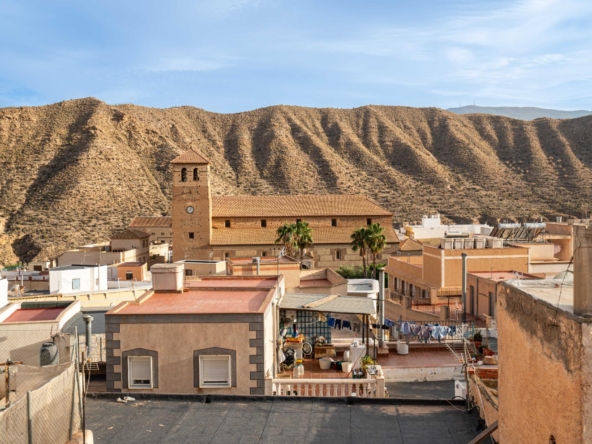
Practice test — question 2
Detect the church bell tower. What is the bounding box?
[171,149,212,262]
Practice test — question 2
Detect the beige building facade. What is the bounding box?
[105,270,283,396]
[171,149,399,268]
[128,216,172,244]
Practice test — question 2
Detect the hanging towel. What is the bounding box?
[410,324,422,336]
[327,317,336,327]
[342,320,352,330]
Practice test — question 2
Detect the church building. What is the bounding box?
[171,149,399,268]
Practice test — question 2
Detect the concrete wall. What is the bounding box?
[117,263,148,282]
[135,227,172,244]
[111,238,150,263]
[229,261,301,289]
[497,283,587,443]
[180,260,226,277]
[50,266,108,294]
[57,249,140,267]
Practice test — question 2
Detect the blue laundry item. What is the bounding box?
[401,322,411,335]
[342,320,352,330]
[327,317,336,327]
[334,319,342,329]
[385,319,395,327]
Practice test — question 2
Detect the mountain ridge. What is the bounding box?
[447,105,592,120]
[1,97,592,265]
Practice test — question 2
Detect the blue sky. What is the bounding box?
[1,0,591,112]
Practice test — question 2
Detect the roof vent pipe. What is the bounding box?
[83,315,93,358]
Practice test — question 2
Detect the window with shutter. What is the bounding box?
[129,356,152,389]
[199,355,231,388]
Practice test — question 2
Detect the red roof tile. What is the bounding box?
[171,149,210,165]
[3,307,65,323]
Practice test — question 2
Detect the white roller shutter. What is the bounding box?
[129,356,152,388]
[200,356,231,388]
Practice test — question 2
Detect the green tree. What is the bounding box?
[350,227,369,278]
[366,223,387,279]
[294,220,313,262]
[275,223,297,256]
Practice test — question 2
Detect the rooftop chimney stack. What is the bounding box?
[574,224,592,317]
[151,263,184,292]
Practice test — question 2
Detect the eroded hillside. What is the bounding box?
[1,98,591,264]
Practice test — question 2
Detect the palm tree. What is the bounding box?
[351,227,369,278]
[275,223,296,256]
[367,223,386,279]
[294,220,313,262]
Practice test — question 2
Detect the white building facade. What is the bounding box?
[0,278,7,309]
[49,265,108,295]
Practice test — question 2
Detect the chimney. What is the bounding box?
[574,224,592,317]
[151,263,184,292]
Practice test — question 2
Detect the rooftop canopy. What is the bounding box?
[280,293,376,315]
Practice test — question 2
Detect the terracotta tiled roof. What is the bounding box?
[399,238,424,252]
[211,195,392,217]
[211,226,399,246]
[111,228,150,239]
[171,149,209,165]
[129,216,172,228]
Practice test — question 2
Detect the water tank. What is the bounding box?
[252,257,260,264]
[40,342,59,366]
[524,223,546,229]
[498,223,521,229]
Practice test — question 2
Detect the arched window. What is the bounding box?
[181,168,187,182]
[193,168,199,181]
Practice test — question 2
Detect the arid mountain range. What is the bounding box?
[1,98,592,265]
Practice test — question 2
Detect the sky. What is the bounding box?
[1,0,591,112]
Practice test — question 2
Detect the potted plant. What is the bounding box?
[360,355,375,377]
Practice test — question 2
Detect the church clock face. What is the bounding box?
[186,206,195,214]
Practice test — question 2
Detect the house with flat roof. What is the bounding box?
[105,263,283,395]
[170,149,399,268]
[495,224,592,443]
[0,300,80,365]
[128,216,172,244]
[56,229,150,267]
[116,262,148,282]
[49,264,108,295]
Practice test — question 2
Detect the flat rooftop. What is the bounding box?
[86,397,482,444]
[186,277,278,289]
[110,288,273,315]
[507,279,574,314]
[299,279,332,288]
[469,271,543,281]
[2,307,66,323]
[118,262,145,267]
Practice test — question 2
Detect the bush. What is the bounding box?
[335,263,386,279]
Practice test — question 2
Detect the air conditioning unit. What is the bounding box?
[252,257,260,265]
[455,380,466,400]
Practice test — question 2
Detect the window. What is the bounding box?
[189,232,194,239]
[186,269,193,276]
[331,219,337,227]
[181,168,187,182]
[261,219,267,228]
[367,218,372,226]
[224,252,229,259]
[262,251,267,257]
[336,250,342,260]
[128,356,153,389]
[193,168,199,181]
[126,272,133,281]
[225,220,231,228]
[161,232,164,235]
[33,265,42,271]
[489,291,495,317]
[296,219,301,224]
[199,355,231,388]
[72,278,80,290]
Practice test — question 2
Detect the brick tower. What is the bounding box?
[171,149,212,261]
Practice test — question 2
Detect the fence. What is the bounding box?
[0,362,81,444]
[0,328,84,443]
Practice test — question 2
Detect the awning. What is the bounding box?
[280,293,376,315]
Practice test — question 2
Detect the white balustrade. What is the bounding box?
[266,377,385,398]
